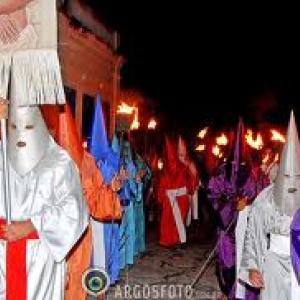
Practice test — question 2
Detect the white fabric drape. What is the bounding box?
[0,139,89,299]
[166,187,187,243]
[0,0,65,106]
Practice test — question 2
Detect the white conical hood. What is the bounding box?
[274,111,300,216]
[8,105,50,176]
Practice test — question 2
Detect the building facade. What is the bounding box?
[58,8,122,139]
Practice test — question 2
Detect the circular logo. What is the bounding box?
[82,267,110,296]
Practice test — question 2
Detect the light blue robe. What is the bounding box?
[119,143,138,270]
[134,155,151,256]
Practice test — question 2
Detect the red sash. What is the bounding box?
[0,219,39,300]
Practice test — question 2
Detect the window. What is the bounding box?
[64,86,76,117]
[82,94,95,143]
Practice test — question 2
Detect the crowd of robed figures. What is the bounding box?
[203,112,300,300]
[51,95,153,298]
[0,94,153,299]
[3,92,300,300]
[156,111,300,300]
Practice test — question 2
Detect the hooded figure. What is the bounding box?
[134,153,152,256]
[88,95,122,285]
[118,138,138,269]
[178,136,199,226]
[0,105,88,300]
[157,136,194,247]
[103,134,122,284]
[56,104,120,299]
[208,118,267,300]
[240,111,300,300]
[89,95,122,285]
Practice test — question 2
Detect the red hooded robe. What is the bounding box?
[158,137,195,246]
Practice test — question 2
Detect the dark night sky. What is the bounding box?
[86,2,300,133]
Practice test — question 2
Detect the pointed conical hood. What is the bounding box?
[58,104,84,168]
[279,111,300,176]
[89,94,109,162]
[97,132,120,185]
[274,111,300,216]
[165,136,179,171]
[227,118,249,188]
[231,118,245,178]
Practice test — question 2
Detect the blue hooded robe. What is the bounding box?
[89,95,121,284]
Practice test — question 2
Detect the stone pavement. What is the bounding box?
[106,238,220,300]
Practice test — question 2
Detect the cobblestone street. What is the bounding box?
[106,225,220,300]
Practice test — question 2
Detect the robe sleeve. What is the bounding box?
[31,159,89,262]
[239,186,273,283]
[241,204,261,271]
[127,162,138,197]
[135,182,143,203]
[135,162,152,203]
[81,151,121,219]
[208,175,236,229]
[241,172,269,204]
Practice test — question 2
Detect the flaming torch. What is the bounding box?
[270,129,286,143]
[216,133,228,146]
[148,118,157,130]
[130,108,140,130]
[197,127,209,139]
[245,129,263,150]
[212,145,223,158]
[117,102,135,114]
[195,144,206,152]
[116,102,136,132]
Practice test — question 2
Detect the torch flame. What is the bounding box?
[117,102,135,114]
[270,129,286,143]
[148,118,157,130]
[158,158,164,170]
[130,108,140,130]
[262,153,270,164]
[245,129,263,150]
[197,127,209,139]
[216,133,228,146]
[195,144,206,152]
[212,145,223,158]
